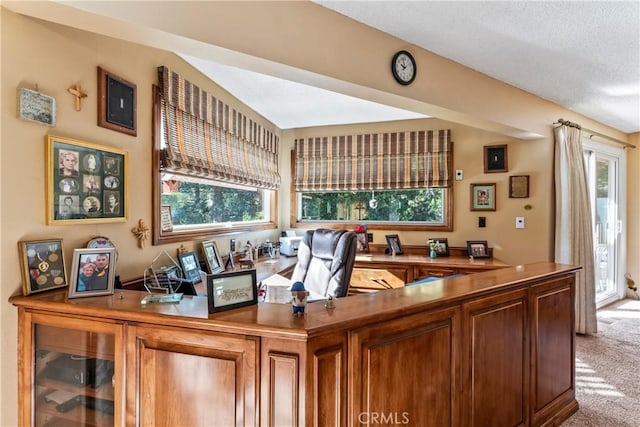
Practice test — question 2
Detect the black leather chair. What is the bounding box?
[290,229,357,299]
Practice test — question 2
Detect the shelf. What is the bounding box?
[36,396,113,427]
[37,377,114,401]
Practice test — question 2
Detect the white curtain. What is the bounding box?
[554,124,597,334]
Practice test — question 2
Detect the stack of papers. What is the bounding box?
[260,274,292,304]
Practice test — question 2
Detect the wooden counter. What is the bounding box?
[11,262,579,426]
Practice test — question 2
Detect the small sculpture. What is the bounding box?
[291,281,309,317]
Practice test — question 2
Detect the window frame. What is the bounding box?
[152,86,277,245]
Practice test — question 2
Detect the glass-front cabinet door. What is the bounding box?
[21,311,123,427]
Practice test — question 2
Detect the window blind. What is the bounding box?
[294,129,452,191]
[158,66,280,190]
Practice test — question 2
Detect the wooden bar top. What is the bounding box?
[354,253,510,270]
[11,262,579,340]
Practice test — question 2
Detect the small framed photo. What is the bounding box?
[207,269,258,313]
[18,239,67,295]
[484,144,508,173]
[470,183,496,211]
[385,234,403,255]
[509,175,530,198]
[18,87,56,127]
[46,135,128,224]
[68,248,117,298]
[178,251,202,284]
[428,238,449,257]
[201,240,224,274]
[98,66,137,136]
[466,240,490,259]
[355,232,369,253]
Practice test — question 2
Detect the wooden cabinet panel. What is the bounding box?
[128,325,258,427]
[267,352,299,427]
[463,289,528,427]
[349,307,460,427]
[530,277,576,426]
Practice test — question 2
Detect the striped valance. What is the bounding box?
[158,66,280,190]
[294,129,452,192]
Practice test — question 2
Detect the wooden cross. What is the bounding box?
[67,83,88,111]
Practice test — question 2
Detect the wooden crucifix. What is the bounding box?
[67,83,88,111]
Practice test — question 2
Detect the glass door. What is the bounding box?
[583,140,626,308]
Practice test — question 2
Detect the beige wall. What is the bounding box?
[1,5,636,426]
[282,119,553,263]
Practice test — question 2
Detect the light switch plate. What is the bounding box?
[516,217,525,229]
[455,169,463,181]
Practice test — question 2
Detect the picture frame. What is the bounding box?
[98,66,137,136]
[428,238,449,256]
[355,232,369,253]
[207,269,258,313]
[470,183,496,211]
[466,240,490,259]
[18,87,56,127]
[385,234,403,255]
[178,251,202,284]
[68,248,117,298]
[201,240,224,274]
[509,175,530,198]
[18,239,67,296]
[46,135,128,224]
[484,144,508,173]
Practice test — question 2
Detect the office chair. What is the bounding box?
[290,229,357,299]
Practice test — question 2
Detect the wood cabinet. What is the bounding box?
[11,262,578,427]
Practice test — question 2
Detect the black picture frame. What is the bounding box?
[207,269,258,313]
[428,238,450,256]
[178,251,202,284]
[484,144,508,173]
[47,135,128,224]
[466,240,490,259]
[201,240,224,274]
[98,66,137,136]
[385,234,403,255]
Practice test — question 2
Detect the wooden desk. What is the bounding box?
[11,262,579,427]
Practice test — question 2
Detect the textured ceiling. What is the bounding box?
[315,1,640,133]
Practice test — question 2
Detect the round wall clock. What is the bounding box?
[391,50,417,85]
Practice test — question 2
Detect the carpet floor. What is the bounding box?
[562,298,640,426]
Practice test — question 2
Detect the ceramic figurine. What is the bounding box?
[291,281,308,317]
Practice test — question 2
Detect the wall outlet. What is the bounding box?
[516,217,525,229]
[455,169,464,181]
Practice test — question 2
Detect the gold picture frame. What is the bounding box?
[18,239,68,295]
[46,135,128,224]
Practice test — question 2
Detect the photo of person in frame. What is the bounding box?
[76,254,109,291]
[83,175,101,194]
[104,175,119,189]
[104,192,120,214]
[58,150,79,177]
[59,178,79,193]
[58,195,79,218]
[83,153,101,173]
[83,196,101,214]
[104,156,120,175]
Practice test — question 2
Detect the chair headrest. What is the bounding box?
[309,229,348,260]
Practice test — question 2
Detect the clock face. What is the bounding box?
[392,51,417,85]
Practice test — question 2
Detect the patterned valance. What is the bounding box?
[294,129,452,192]
[158,66,280,190]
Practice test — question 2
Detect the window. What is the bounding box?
[152,67,279,244]
[292,130,453,231]
[161,176,270,228]
[298,189,445,223]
